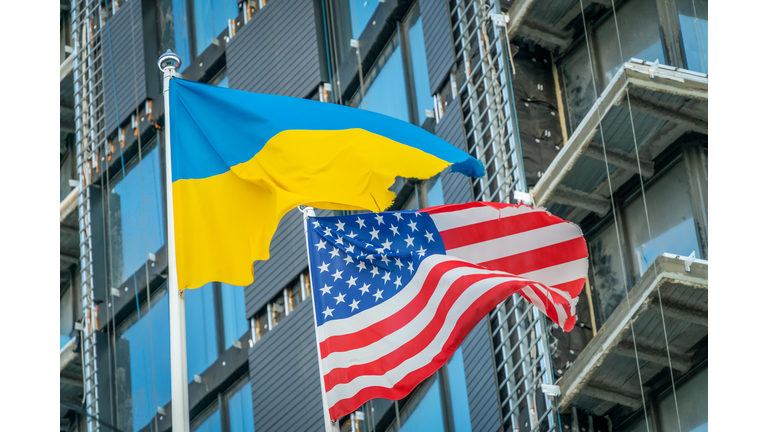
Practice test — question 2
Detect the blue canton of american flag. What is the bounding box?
[308,210,444,325]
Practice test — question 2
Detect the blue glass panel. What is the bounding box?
[407,15,432,125]
[193,408,221,432]
[678,0,708,74]
[217,75,229,88]
[359,44,409,123]
[60,335,71,349]
[426,177,444,207]
[194,0,239,57]
[185,283,218,382]
[634,218,700,277]
[172,0,191,71]
[228,381,255,432]
[350,0,377,39]
[121,293,171,432]
[108,146,165,288]
[399,376,445,432]
[447,347,472,431]
[221,283,249,349]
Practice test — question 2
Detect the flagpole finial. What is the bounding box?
[158,49,182,73]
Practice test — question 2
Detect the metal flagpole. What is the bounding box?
[300,206,341,432]
[159,50,191,432]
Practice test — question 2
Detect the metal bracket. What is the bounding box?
[513,190,534,206]
[157,406,166,416]
[298,205,316,219]
[648,59,660,78]
[490,13,509,27]
[148,252,156,267]
[541,383,561,397]
[233,340,242,349]
[69,179,78,188]
[350,39,359,49]
[111,287,121,298]
[193,375,202,384]
[683,251,696,271]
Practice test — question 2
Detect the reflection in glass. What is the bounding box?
[186,283,218,382]
[108,145,165,288]
[228,381,255,432]
[588,221,626,323]
[60,288,73,349]
[677,0,708,74]
[426,177,444,207]
[119,291,171,432]
[398,374,445,432]
[561,44,597,132]
[192,406,221,432]
[406,7,432,125]
[272,293,287,326]
[172,0,191,71]
[221,283,249,348]
[447,348,472,431]
[356,33,410,123]
[658,367,707,432]
[349,0,377,39]
[193,0,238,57]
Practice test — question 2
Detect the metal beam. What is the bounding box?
[613,341,693,372]
[518,20,571,48]
[60,53,74,82]
[61,103,75,118]
[61,120,76,134]
[651,298,708,327]
[60,371,83,388]
[61,253,79,265]
[61,225,78,236]
[60,338,79,372]
[583,142,655,179]
[620,92,707,134]
[581,384,643,410]
[506,0,537,36]
[60,188,78,223]
[549,185,611,216]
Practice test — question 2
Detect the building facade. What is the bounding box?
[59,0,708,431]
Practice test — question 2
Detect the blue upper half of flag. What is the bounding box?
[308,211,447,326]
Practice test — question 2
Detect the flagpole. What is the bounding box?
[159,50,191,432]
[300,206,340,432]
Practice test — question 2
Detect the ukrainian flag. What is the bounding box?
[169,79,483,289]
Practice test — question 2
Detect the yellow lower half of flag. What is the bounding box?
[172,128,452,290]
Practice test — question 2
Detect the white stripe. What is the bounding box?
[532,284,567,326]
[429,205,544,231]
[317,255,509,343]
[325,276,522,406]
[518,258,589,287]
[322,265,529,373]
[446,222,583,264]
[520,285,548,318]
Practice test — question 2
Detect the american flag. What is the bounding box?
[306,202,587,420]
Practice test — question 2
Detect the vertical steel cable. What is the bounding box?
[576,1,650,430]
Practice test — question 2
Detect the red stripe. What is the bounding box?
[422,201,534,216]
[323,271,532,391]
[439,211,561,250]
[553,278,586,299]
[326,281,528,420]
[476,237,588,277]
[318,260,470,358]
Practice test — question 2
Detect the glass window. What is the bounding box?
[350,0,377,39]
[192,405,221,432]
[595,0,666,84]
[193,0,239,57]
[117,291,171,432]
[406,6,432,125]
[425,176,444,207]
[172,0,191,71]
[60,287,74,349]
[587,221,627,324]
[107,144,165,288]
[355,33,410,123]
[398,375,446,432]
[623,162,700,281]
[186,283,218,382]
[227,380,255,432]
[221,283,249,348]
[272,292,287,327]
[561,43,597,132]
[677,0,708,74]
[658,367,708,432]
[446,347,472,432]
[255,309,268,340]
[288,278,302,312]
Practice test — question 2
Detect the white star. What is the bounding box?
[394,276,402,289]
[374,214,385,225]
[349,299,360,312]
[365,254,376,263]
[320,284,332,295]
[373,289,384,301]
[323,306,334,318]
[408,261,414,274]
[416,246,427,258]
[335,220,346,232]
[370,266,380,277]
[329,248,340,259]
[394,258,404,270]
[393,212,404,221]
[382,239,393,250]
[346,276,358,288]
[389,224,400,236]
[317,261,330,273]
[382,271,391,284]
[380,255,391,265]
[332,269,344,281]
[343,255,354,265]
[345,244,355,254]
[359,283,370,295]
[424,231,435,243]
[348,231,358,239]
[375,247,386,255]
[369,228,380,240]
[364,243,373,249]
[323,227,333,237]
[356,261,367,272]
[312,220,320,228]
[415,212,423,216]
[334,292,346,304]
[315,240,327,251]
[408,220,418,232]
[404,235,415,248]
[356,217,366,228]
[335,235,345,245]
